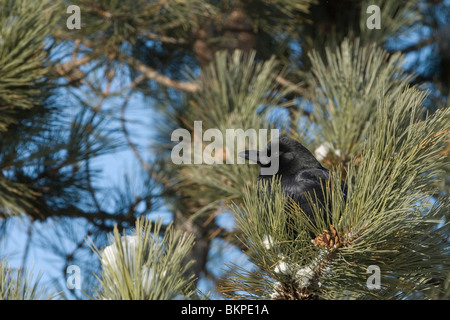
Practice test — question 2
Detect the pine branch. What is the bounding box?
[118,53,199,92]
[142,31,189,45]
[89,217,199,300]
[0,259,55,300]
[224,85,450,299]
[275,75,315,101]
[53,55,91,84]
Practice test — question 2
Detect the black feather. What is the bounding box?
[240,135,342,235]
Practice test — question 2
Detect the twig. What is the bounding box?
[119,94,171,190]
[20,221,34,277]
[398,37,434,54]
[142,31,188,45]
[54,55,91,77]
[275,75,310,98]
[419,127,449,149]
[118,53,199,92]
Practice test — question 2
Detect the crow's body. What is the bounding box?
[260,167,329,217]
[240,136,333,224]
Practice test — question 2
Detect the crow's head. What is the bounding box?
[239,135,323,175]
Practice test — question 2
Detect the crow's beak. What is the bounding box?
[239,150,271,166]
[239,150,257,162]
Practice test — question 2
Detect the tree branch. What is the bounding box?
[397,36,434,54]
[142,31,188,45]
[119,93,173,191]
[275,75,312,99]
[54,55,91,79]
[118,53,199,92]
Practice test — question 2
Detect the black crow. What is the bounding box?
[239,135,334,232]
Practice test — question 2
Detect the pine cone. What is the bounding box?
[312,225,343,251]
[270,282,321,300]
[313,224,363,250]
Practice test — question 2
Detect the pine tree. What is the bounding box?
[0,0,449,300]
